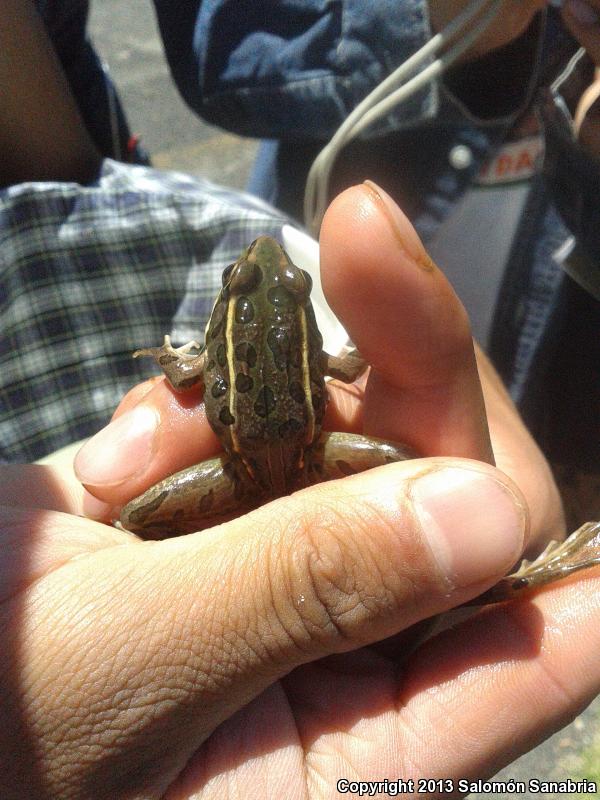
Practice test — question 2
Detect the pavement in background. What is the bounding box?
[88,3,600,797]
[89,0,258,186]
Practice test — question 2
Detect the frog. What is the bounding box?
[119,236,600,605]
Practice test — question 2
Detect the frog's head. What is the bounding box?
[221,236,313,303]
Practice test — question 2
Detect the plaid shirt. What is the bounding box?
[0,160,288,463]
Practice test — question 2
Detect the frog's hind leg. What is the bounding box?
[304,431,415,486]
[472,520,600,605]
[118,454,261,538]
[134,335,206,392]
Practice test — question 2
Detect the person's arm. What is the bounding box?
[0,0,101,187]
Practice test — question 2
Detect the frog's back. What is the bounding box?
[204,236,326,495]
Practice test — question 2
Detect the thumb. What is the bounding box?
[17,459,527,795]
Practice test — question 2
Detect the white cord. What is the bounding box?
[304,0,502,232]
[303,0,503,235]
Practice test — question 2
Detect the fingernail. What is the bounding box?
[362,180,435,271]
[74,405,159,485]
[412,466,527,588]
[567,0,599,24]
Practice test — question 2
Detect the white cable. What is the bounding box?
[304,0,502,231]
[303,0,503,234]
[307,0,493,199]
[349,1,503,139]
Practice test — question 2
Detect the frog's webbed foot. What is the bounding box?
[133,335,206,392]
[471,521,600,606]
[322,347,367,384]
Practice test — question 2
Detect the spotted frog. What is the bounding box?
[119,236,600,604]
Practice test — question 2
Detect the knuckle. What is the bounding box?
[269,493,418,654]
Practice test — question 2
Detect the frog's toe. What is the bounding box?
[171,339,202,357]
[132,346,164,359]
[471,520,600,605]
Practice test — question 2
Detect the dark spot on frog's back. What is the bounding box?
[235,341,257,368]
[267,327,290,370]
[219,407,235,426]
[211,376,228,398]
[310,380,324,410]
[268,285,297,311]
[235,296,255,324]
[254,386,276,418]
[288,380,306,405]
[216,343,227,367]
[279,418,303,437]
[235,373,254,393]
[290,348,302,368]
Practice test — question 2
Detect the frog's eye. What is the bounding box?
[230,260,262,294]
[221,263,235,287]
[221,259,262,293]
[279,263,309,301]
[301,270,313,295]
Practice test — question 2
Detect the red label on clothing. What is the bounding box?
[477,136,544,185]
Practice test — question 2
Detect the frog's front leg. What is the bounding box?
[119,454,263,538]
[322,347,367,383]
[134,335,206,392]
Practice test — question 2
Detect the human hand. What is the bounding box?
[2,184,591,799]
[428,0,549,62]
[76,180,563,557]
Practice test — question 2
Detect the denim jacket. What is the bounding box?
[153,0,436,139]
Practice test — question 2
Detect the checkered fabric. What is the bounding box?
[0,160,289,463]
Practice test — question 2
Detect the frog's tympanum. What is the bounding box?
[119,236,600,605]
